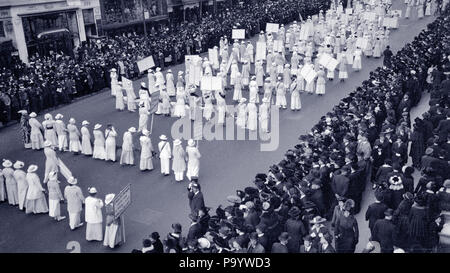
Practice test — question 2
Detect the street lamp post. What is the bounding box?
[141,0,148,36]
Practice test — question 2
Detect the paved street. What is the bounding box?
[0,3,435,253]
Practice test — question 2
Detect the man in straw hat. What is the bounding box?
[103,193,125,248]
[25,164,49,214]
[85,187,103,241]
[158,135,171,175]
[120,127,136,166]
[13,160,27,210]
[64,177,85,230]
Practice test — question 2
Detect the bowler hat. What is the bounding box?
[278,232,291,242]
[172,223,182,233]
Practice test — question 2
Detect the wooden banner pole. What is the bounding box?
[150,113,154,135]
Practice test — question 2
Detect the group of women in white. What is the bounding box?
[405,0,444,19]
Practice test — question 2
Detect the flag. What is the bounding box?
[58,158,73,181]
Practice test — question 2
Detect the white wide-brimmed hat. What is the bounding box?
[69,118,76,124]
[173,139,182,146]
[262,97,269,103]
[94,124,102,130]
[105,193,116,205]
[188,139,196,147]
[29,112,37,118]
[44,113,52,120]
[68,177,78,185]
[27,164,38,173]
[18,110,28,115]
[160,135,167,140]
[55,113,63,119]
[44,140,52,147]
[142,129,150,136]
[82,120,90,126]
[13,161,24,169]
[239,98,247,103]
[141,82,146,88]
[128,127,137,133]
[2,159,12,168]
[48,171,58,181]
[88,187,97,194]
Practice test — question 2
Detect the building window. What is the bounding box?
[83,9,95,25]
[0,21,5,37]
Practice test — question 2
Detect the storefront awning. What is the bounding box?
[37,28,70,39]
[168,0,183,6]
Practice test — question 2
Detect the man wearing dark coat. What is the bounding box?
[247,232,265,253]
[365,190,388,237]
[271,232,290,253]
[331,167,350,199]
[188,183,205,216]
[383,46,393,67]
[372,209,395,253]
[299,235,318,253]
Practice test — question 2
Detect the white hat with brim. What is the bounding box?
[94,124,102,130]
[142,129,150,136]
[27,165,38,173]
[55,114,63,119]
[18,110,28,115]
[160,135,168,140]
[82,120,90,126]
[188,139,195,147]
[13,161,24,169]
[88,187,97,194]
[240,98,247,103]
[105,193,116,205]
[69,118,76,124]
[48,171,58,181]
[128,127,137,133]
[44,140,52,147]
[173,139,182,146]
[2,160,12,168]
[29,112,37,118]
[68,177,78,185]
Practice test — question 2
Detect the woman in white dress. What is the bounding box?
[283,64,292,91]
[67,118,82,154]
[172,139,186,182]
[13,161,27,210]
[120,127,136,166]
[216,92,227,126]
[138,102,151,131]
[263,78,274,103]
[186,139,201,181]
[425,0,432,15]
[2,160,18,205]
[174,88,187,118]
[290,76,302,111]
[80,121,93,156]
[55,114,68,152]
[29,112,44,150]
[233,72,243,102]
[338,50,349,82]
[247,102,258,131]
[115,82,125,111]
[105,125,118,162]
[405,0,414,18]
[259,98,270,133]
[148,69,156,94]
[249,77,260,104]
[43,141,59,184]
[275,78,287,109]
[203,94,214,121]
[372,38,383,58]
[0,169,4,202]
[316,67,326,95]
[290,51,300,75]
[236,98,247,129]
[296,65,305,92]
[156,88,171,116]
[25,165,49,214]
[42,113,58,148]
[155,67,166,89]
[241,60,251,88]
[110,68,118,96]
[92,124,106,160]
[352,47,363,71]
[166,69,176,97]
[139,129,154,171]
[255,60,265,88]
[47,171,66,221]
[417,0,425,18]
[230,60,239,86]
[103,193,125,248]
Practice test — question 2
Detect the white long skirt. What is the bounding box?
[291,92,302,110]
[49,199,61,218]
[93,144,106,160]
[339,71,349,79]
[86,223,103,241]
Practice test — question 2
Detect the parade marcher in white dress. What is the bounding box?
[425,0,432,15]
[241,60,251,88]
[110,68,118,96]
[233,72,243,102]
[158,135,171,176]
[54,114,68,152]
[247,102,258,131]
[230,60,239,86]
[47,171,66,221]
[405,0,414,18]
[259,97,271,133]
[418,0,425,18]
[2,160,18,206]
[42,113,58,148]
[103,193,125,248]
[203,94,214,121]
[92,124,107,160]
[166,69,176,97]
[263,78,274,104]
[172,139,186,182]
[115,82,125,111]
[80,121,93,156]
[255,60,265,87]
[174,88,187,118]
[216,92,227,126]
[139,129,154,171]
[120,127,136,166]
[155,67,166,89]
[249,76,260,104]
[43,141,59,184]
[67,118,82,154]
[290,76,302,111]
[64,177,85,230]
[246,42,254,63]
[186,139,201,181]
[105,125,117,162]
[29,112,44,150]
[125,84,137,113]
[148,69,156,94]
[352,47,363,71]
[373,37,383,58]
[283,64,292,91]
[25,165,49,214]
[0,169,4,202]
[236,98,248,129]
[138,82,151,111]
[275,77,287,109]
[138,102,151,132]
[316,67,326,95]
[13,161,27,210]
[338,50,349,81]
[85,187,104,242]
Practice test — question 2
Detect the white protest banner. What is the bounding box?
[383,17,391,28]
[232,29,246,39]
[389,18,399,28]
[319,54,339,71]
[113,184,131,219]
[301,65,317,84]
[208,48,219,68]
[345,8,353,15]
[337,5,344,13]
[266,23,279,33]
[299,26,308,41]
[193,120,203,140]
[122,77,133,90]
[211,77,223,90]
[137,55,155,73]
[225,56,234,74]
[364,12,376,21]
[312,15,318,22]
[256,42,267,61]
[201,76,213,91]
[355,37,368,50]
